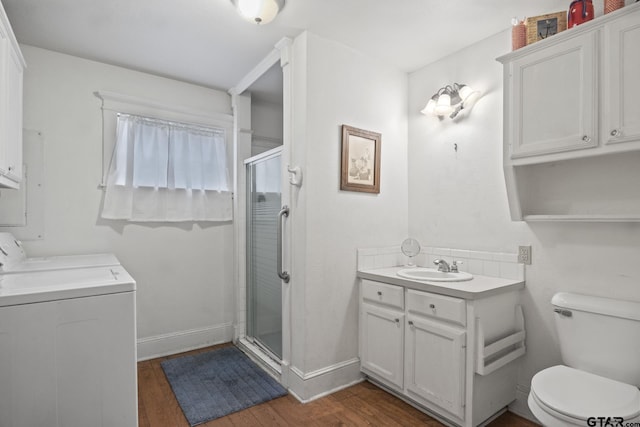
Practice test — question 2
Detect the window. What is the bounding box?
[101,114,232,222]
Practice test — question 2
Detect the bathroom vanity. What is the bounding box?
[357,267,525,427]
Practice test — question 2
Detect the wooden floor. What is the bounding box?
[138,343,538,427]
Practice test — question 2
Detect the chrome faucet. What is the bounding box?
[433,259,450,272]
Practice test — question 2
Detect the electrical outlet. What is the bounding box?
[518,245,532,265]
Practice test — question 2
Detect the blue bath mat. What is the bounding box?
[161,346,287,426]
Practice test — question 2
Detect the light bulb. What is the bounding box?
[420,98,436,115]
[459,85,481,108]
[434,93,452,116]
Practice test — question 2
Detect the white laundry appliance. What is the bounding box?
[0,232,120,273]
[0,239,138,427]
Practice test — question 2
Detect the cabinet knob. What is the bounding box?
[408,320,414,326]
[7,166,13,172]
[582,135,591,142]
[429,303,436,309]
[610,129,621,137]
[377,291,382,296]
[395,318,400,323]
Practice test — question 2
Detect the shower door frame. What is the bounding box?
[244,147,284,363]
[230,38,293,386]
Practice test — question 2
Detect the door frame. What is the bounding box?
[229,38,293,386]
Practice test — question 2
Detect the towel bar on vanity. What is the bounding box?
[475,304,526,376]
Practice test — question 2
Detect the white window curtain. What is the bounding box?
[101,114,232,222]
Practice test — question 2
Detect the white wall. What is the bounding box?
[251,99,283,155]
[289,32,409,399]
[407,30,640,418]
[19,45,236,359]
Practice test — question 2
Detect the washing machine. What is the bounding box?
[0,258,137,426]
[0,232,120,273]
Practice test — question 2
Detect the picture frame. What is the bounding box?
[525,11,567,45]
[340,125,381,194]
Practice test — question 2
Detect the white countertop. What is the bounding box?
[357,267,524,299]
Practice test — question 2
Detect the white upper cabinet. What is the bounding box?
[0,2,25,189]
[507,31,598,158]
[498,4,640,222]
[604,12,640,146]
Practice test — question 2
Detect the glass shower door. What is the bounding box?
[246,149,283,360]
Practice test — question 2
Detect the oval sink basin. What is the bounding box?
[397,268,473,282]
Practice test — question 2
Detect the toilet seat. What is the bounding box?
[530,365,640,422]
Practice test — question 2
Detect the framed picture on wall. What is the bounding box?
[340,125,381,194]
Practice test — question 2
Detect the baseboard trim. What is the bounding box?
[508,383,538,423]
[137,323,234,361]
[288,358,364,402]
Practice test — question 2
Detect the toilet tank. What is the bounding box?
[552,292,640,386]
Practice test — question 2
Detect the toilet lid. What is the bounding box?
[532,365,640,420]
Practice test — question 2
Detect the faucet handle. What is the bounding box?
[450,260,463,273]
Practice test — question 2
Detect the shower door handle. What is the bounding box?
[277,206,290,283]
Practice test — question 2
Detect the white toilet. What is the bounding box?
[528,292,640,426]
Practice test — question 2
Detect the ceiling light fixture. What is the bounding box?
[421,83,481,119]
[231,0,285,24]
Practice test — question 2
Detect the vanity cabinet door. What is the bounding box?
[360,302,404,390]
[507,30,598,159]
[604,10,640,146]
[405,314,466,420]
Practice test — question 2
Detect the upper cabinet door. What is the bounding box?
[0,3,25,189]
[0,22,9,180]
[605,13,640,146]
[3,45,23,183]
[508,31,598,159]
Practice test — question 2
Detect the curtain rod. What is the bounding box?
[117,113,225,135]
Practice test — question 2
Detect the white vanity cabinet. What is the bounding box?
[358,273,526,427]
[405,289,467,419]
[498,4,640,222]
[359,280,404,389]
[0,2,25,189]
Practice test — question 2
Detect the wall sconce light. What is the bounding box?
[231,0,285,24]
[421,83,481,119]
